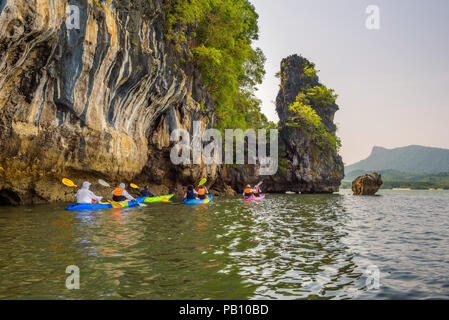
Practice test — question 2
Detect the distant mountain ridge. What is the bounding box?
[344,169,449,182]
[345,145,449,174]
[340,170,449,189]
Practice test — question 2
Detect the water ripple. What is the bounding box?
[0,190,448,299]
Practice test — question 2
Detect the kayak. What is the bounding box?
[184,194,213,205]
[65,201,140,211]
[243,194,266,201]
[136,194,174,203]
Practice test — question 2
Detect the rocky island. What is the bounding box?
[352,172,383,195]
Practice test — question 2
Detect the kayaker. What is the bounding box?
[243,184,253,199]
[112,183,136,202]
[184,185,198,200]
[253,186,261,197]
[197,185,209,200]
[76,181,103,204]
[140,185,156,198]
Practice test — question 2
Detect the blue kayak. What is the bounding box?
[183,194,213,205]
[65,201,140,211]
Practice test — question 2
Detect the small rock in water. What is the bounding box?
[352,172,383,195]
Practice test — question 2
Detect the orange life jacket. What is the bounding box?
[244,187,252,194]
[255,188,260,193]
[198,187,206,196]
[113,188,124,196]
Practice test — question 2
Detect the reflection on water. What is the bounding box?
[0,190,448,299]
[213,194,361,299]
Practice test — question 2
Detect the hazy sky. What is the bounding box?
[252,0,449,165]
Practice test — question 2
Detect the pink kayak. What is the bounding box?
[243,194,266,201]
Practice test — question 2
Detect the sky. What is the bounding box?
[251,0,449,165]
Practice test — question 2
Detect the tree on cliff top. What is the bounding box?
[165,0,270,131]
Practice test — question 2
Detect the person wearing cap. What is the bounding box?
[112,183,136,202]
[76,182,103,204]
[243,184,253,199]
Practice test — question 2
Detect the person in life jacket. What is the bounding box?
[76,182,103,204]
[140,185,156,198]
[243,184,253,199]
[253,186,261,197]
[112,183,136,202]
[197,185,209,200]
[184,185,198,200]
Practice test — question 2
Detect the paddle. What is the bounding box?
[198,178,207,187]
[98,179,111,187]
[62,178,77,188]
[97,179,123,208]
[109,200,124,208]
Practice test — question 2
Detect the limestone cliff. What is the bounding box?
[271,54,344,193]
[0,2,343,205]
[0,0,216,204]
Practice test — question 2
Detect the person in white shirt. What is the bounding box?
[75,182,103,204]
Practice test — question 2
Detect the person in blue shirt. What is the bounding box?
[184,185,198,200]
[140,185,156,197]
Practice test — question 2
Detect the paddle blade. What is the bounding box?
[130,183,139,189]
[62,178,77,187]
[108,200,123,208]
[98,179,110,187]
[255,181,263,188]
[198,178,207,187]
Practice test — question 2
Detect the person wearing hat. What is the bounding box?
[112,183,136,202]
[76,182,103,204]
[243,184,253,199]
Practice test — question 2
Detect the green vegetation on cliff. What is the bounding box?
[286,86,341,153]
[165,0,270,130]
[277,56,341,154]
